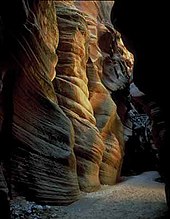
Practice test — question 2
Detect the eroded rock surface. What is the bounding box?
[0,0,132,211]
[54,1,105,192]
[0,0,80,206]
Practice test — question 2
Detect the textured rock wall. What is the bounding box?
[0,0,132,206]
[74,1,125,185]
[0,0,80,205]
[54,1,105,192]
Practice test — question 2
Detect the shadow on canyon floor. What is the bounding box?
[10,171,169,219]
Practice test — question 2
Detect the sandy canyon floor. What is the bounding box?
[11,171,169,219]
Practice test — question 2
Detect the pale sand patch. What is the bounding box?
[61,171,168,219]
[11,171,169,218]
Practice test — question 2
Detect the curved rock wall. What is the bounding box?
[0,0,132,206]
[74,1,124,185]
[0,0,80,205]
[54,1,105,192]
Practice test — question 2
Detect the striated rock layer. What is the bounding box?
[54,1,105,192]
[0,0,80,205]
[75,1,124,185]
[0,0,128,208]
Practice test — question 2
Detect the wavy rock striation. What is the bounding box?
[54,1,105,192]
[0,0,80,205]
[0,0,129,208]
[75,1,124,185]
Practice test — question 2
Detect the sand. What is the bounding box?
[11,171,169,219]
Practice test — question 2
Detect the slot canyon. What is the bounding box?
[0,1,169,218]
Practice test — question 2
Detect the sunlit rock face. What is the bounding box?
[74,1,124,185]
[54,1,105,192]
[0,0,129,207]
[0,0,80,205]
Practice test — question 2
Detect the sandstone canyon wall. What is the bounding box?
[0,0,132,206]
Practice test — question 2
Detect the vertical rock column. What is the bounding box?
[97,24,127,184]
[54,2,105,192]
[0,0,80,205]
[87,20,124,185]
[75,1,124,185]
